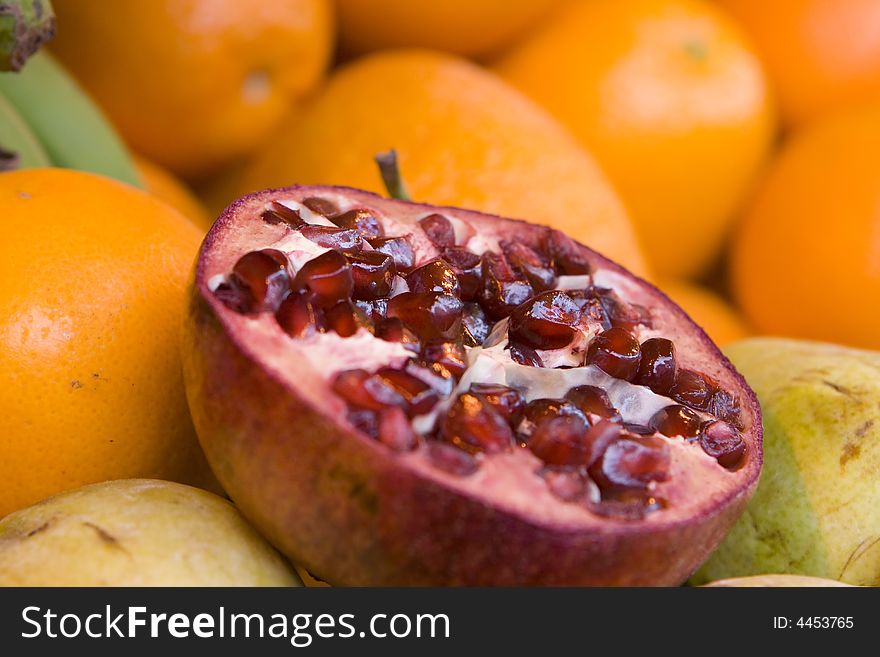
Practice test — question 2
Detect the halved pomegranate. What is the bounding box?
[183,185,762,586]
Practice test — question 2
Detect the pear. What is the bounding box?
[702,575,853,587]
[693,338,880,586]
[0,479,301,586]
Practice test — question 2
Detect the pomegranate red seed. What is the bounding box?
[582,419,624,466]
[404,359,456,398]
[354,298,388,323]
[591,435,670,491]
[586,328,641,380]
[346,250,395,300]
[421,340,467,378]
[441,393,514,454]
[441,247,481,301]
[386,292,463,341]
[377,407,419,452]
[347,408,379,439]
[709,389,743,429]
[374,317,421,350]
[624,423,654,435]
[596,289,638,331]
[425,441,479,476]
[508,342,544,367]
[564,385,622,423]
[405,259,461,296]
[700,420,747,469]
[368,236,415,272]
[569,291,612,331]
[546,232,591,275]
[508,290,580,350]
[479,253,533,319]
[520,398,588,439]
[461,303,490,347]
[262,202,304,227]
[469,383,526,426]
[670,369,714,412]
[213,282,247,312]
[419,213,455,247]
[649,405,701,438]
[375,367,440,417]
[331,208,383,239]
[324,300,371,337]
[501,241,557,291]
[591,288,651,332]
[300,225,363,251]
[527,414,589,465]
[332,369,406,411]
[634,338,677,394]
[301,197,338,217]
[276,290,321,337]
[225,248,290,313]
[292,250,354,309]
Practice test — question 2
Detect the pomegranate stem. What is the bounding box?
[374,149,411,201]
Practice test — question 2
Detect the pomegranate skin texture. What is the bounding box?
[183,185,762,586]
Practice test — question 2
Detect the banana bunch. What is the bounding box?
[0,0,141,186]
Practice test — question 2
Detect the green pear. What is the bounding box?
[693,338,880,586]
[0,479,302,586]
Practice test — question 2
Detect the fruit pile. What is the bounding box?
[0,0,878,587]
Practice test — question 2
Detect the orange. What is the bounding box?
[0,168,217,518]
[658,279,750,347]
[730,106,880,350]
[238,50,648,276]
[718,0,880,128]
[496,0,775,280]
[335,0,570,59]
[49,0,334,179]
[134,154,213,231]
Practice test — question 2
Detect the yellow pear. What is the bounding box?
[0,479,301,586]
[703,575,853,587]
[693,338,880,586]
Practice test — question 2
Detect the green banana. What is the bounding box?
[0,89,48,168]
[0,50,143,187]
[0,0,55,72]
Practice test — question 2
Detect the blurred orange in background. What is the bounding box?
[134,155,212,231]
[496,0,775,280]
[730,106,880,350]
[657,278,751,346]
[27,0,880,355]
[49,0,335,180]
[718,0,880,128]
[235,49,649,277]
[335,0,570,59]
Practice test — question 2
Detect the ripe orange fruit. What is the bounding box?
[134,155,212,231]
[718,0,880,128]
[238,50,648,276]
[49,0,335,179]
[0,168,217,518]
[730,107,880,350]
[335,0,570,59]
[658,279,750,347]
[496,0,775,279]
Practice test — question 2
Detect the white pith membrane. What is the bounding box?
[207,193,752,525]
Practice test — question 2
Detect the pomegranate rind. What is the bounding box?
[183,185,762,586]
